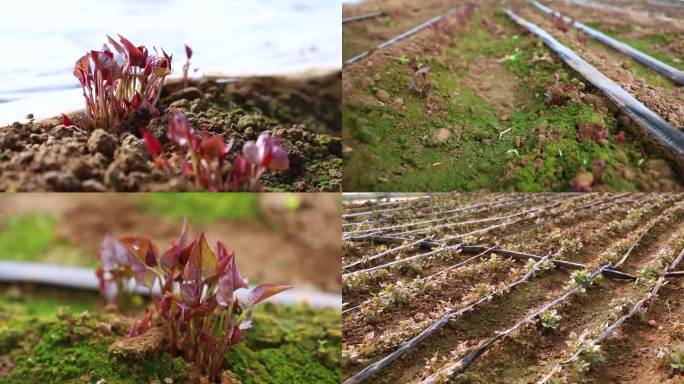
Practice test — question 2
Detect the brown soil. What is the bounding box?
[342,193,684,383]
[556,0,684,23]
[0,72,341,192]
[0,193,341,293]
[590,280,684,383]
[342,0,464,61]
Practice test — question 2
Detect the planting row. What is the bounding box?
[342,193,684,383]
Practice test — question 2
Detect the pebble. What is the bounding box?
[375,89,391,103]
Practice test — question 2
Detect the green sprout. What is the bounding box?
[540,309,562,331]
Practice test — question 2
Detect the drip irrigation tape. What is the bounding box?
[344,253,554,384]
[0,261,341,309]
[532,1,684,85]
[506,9,684,166]
[345,14,446,65]
[422,264,611,383]
[343,11,386,24]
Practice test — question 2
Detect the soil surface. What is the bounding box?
[342,0,684,192]
[342,193,684,383]
[342,0,461,62]
[0,72,341,192]
[0,193,341,293]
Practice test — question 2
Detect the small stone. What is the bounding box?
[375,89,391,103]
[431,128,451,145]
[164,378,173,384]
[648,320,657,327]
[393,97,404,108]
[87,129,117,158]
[25,113,34,119]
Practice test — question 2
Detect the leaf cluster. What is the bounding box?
[96,219,291,380]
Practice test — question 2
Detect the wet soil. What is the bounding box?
[0,193,341,293]
[0,72,341,192]
[342,193,684,383]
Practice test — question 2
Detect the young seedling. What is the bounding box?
[576,29,589,45]
[550,12,574,33]
[570,269,592,294]
[671,344,684,373]
[96,219,291,381]
[72,35,172,130]
[544,74,574,106]
[141,110,289,191]
[540,309,562,331]
[183,44,193,88]
[407,59,432,98]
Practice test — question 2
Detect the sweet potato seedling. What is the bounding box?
[96,219,291,381]
[72,35,172,130]
[183,44,194,88]
[407,59,432,98]
[141,111,289,191]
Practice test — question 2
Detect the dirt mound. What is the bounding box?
[0,75,341,192]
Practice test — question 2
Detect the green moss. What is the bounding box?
[225,303,341,384]
[140,193,261,223]
[343,8,660,192]
[0,214,56,262]
[0,300,340,383]
[0,214,95,267]
[3,315,187,384]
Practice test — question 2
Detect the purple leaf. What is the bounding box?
[247,284,291,306]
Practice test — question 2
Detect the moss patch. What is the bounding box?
[343,9,666,191]
[0,298,340,383]
[140,193,261,223]
[0,214,94,267]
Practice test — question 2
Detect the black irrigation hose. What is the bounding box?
[343,238,426,270]
[343,253,555,384]
[343,246,499,315]
[343,11,386,24]
[342,243,464,277]
[343,197,437,218]
[344,194,433,212]
[531,1,684,85]
[345,13,446,65]
[537,247,684,383]
[421,264,611,383]
[349,193,629,248]
[460,245,636,280]
[505,9,684,164]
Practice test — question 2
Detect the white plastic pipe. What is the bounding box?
[0,260,341,309]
